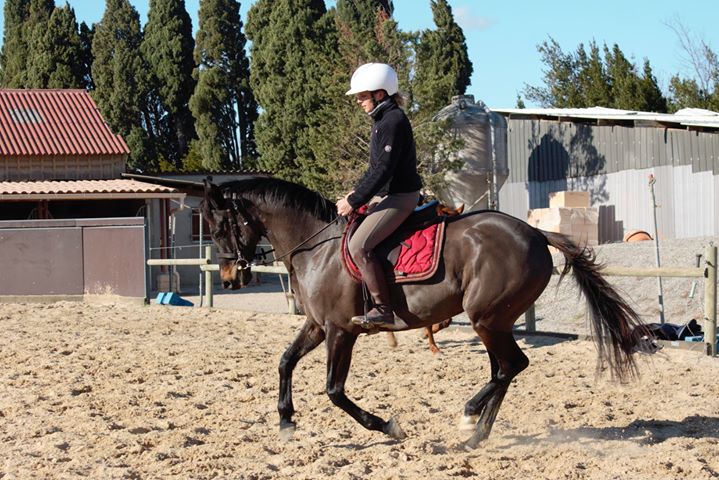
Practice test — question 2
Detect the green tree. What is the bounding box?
[301,0,407,197]
[143,0,197,167]
[26,4,87,89]
[190,0,257,170]
[22,0,55,84]
[245,0,329,179]
[524,38,668,112]
[604,44,640,110]
[577,41,612,107]
[637,60,668,112]
[92,0,154,170]
[78,22,94,89]
[523,37,581,107]
[0,0,30,87]
[413,0,473,115]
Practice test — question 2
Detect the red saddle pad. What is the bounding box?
[341,219,445,284]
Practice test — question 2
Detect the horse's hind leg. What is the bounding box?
[462,325,528,448]
[278,317,325,439]
[325,323,406,440]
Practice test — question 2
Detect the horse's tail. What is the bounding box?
[543,231,653,382]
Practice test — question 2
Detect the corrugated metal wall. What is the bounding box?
[499,118,719,240]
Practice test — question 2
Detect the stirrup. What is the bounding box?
[351,307,403,330]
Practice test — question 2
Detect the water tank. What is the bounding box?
[432,95,508,211]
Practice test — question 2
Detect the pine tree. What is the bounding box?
[143,0,197,167]
[26,4,87,89]
[637,60,668,112]
[525,39,668,112]
[0,0,30,87]
[413,0,473,114]
[92,0,153,170]
[245,0,329,179]
[577,41,612,107]
[604,44,640,110]
[190,0,257,170]
[523,37,581,107]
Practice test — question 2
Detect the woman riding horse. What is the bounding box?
[336,63,422,329]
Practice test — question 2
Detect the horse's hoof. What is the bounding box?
[384,416,407,440]
[458,438,479,451]
[458,415,478,432]
[279,424,296,442]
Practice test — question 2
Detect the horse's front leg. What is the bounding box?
[278,317,325,440]
[325,323,406,440]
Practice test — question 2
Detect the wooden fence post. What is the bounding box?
[704,244,717,356]
[524,304,536,332]
[204,245,213,308]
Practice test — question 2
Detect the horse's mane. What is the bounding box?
[220,177,343,224]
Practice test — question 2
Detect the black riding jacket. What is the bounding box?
[347,99,423,209]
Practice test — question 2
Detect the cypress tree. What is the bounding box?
[0,0,30,87]
[23,0,55,83]
[78,22,94,89]
[26,4,87,89]
[143,0,197,167]
[92,0,153,170]
[245,0,328,179]
[413,0,473,114]
[189,0,257,170]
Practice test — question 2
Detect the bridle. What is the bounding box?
[213,197,339,271]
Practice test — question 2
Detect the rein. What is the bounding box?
[252,217,340,267]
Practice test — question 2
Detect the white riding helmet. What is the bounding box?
[345,63,399,96]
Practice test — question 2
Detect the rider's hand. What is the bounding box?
[336,197,354,217]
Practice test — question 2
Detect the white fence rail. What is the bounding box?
[147,246,295,313]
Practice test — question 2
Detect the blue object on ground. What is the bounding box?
[155,292,194,307]
[684,334,719,348]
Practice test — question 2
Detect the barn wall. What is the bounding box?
[499,118,719,241]
[0,218,146,298]
[499,165,718,241]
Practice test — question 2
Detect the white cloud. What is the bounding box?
[454,6,491,31]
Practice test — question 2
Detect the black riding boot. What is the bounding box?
[351,252,396,328]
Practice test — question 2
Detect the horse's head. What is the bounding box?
[201,180,262,289]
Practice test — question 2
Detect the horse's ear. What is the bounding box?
[203,179,226,212]
[457,203,465,214]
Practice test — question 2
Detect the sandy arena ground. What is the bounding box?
[1,297,718,479]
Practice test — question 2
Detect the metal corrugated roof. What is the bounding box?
[0,179,183,200]
[0,89,130,156]
[493,106,719,130]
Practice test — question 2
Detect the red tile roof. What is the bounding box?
[0,89,129,156]
[0,180,182,199]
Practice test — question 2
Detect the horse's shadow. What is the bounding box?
[500,415,719,447]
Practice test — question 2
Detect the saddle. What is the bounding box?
[341,200,447,284]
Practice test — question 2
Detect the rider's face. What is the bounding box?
[355,91,374,113]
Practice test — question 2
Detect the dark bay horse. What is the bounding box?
[201,177,652,448]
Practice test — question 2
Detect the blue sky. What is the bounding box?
[2,0,718,108]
